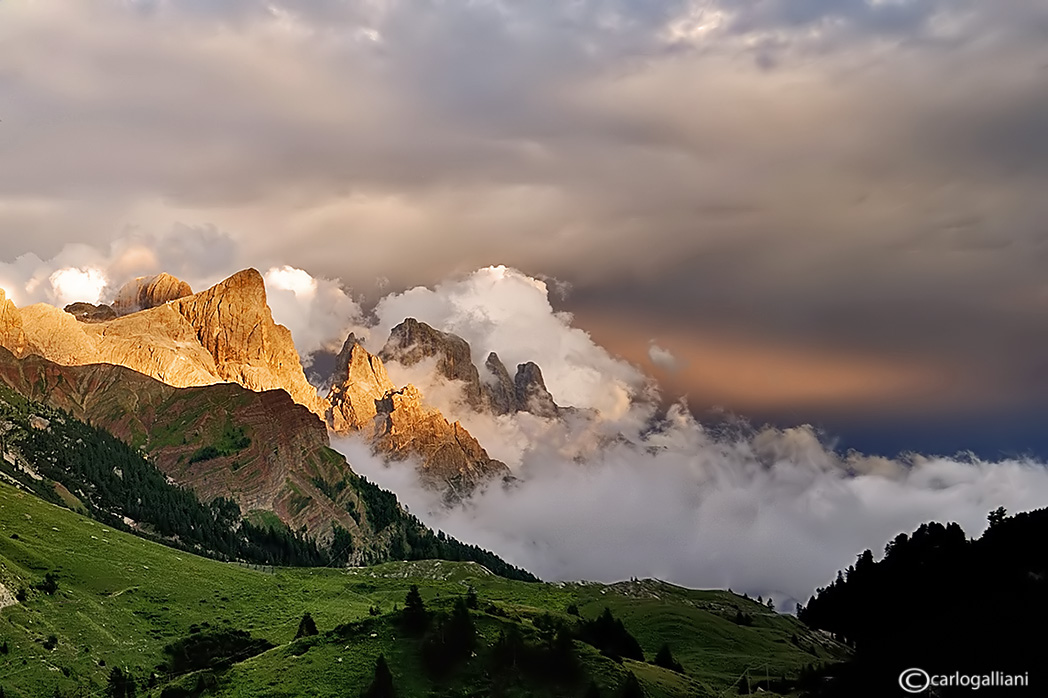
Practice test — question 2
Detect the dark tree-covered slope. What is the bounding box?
[800,508,1047,696]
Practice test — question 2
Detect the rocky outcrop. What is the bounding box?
[64,302,117,323]
[0,269,325,417]
[171,269,325,415]
[513,361,559,419]
[373,384,507,494]
[378,319,562,419]
[327,334,395,433]
[380,318,485,409]
[482,352,517,415]
[0,289,26,358]
[112,272,193,315]
[328,335,508,492]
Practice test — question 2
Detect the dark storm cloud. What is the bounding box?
[0,0,1046,416]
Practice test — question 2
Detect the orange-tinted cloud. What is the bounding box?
[576,311,969,417]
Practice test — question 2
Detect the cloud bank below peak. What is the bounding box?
[336,401,1048,609]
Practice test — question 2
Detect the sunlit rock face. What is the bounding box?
[326,334,396,433]
[0,289,27,359]
[111,272,193,315]
[169,269,326,415]
[0,269,326,417]
[328,335,509,495]
[1,270,510,496]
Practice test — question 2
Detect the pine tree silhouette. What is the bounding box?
[295,612,318,639]
[362,654,395,698]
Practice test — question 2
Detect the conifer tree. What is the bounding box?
[402,584,428,632]
[107,666,137,698]
[362,654,395,698]
[619,672,645,698]
[295,612,318,639]
[653,643,684,673]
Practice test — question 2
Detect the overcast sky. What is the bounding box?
[2,0,1048,457]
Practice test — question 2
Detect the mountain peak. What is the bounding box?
[214,268,265,296]
[0,289,26,358]
[483,352,516,415]
[380,318,485,409]
[172,269,323,414]
[326,334,395,432]
[514,361,559,418]
[328,333,507,491]
[112,272,194,315]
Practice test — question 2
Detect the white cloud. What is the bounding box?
[334,404,1048,609]
[48,266,108,307]
[264,265,364,360]
[370,265,649,419]
[265,265,318,299]
[648,341,679,372]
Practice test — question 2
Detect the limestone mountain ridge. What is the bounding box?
[0,270,517,493]
[379,317,562,418]
[327,335,509,495]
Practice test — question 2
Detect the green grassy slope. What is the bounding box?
[0,483,848,697]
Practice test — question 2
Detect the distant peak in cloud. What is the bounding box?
[111,272,193,315]
[370,265,646,419]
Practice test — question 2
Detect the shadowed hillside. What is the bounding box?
[800,508,1047,696]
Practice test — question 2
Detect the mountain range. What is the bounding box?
[1,268,858,697]
[0,269,569,550]
[2,268,1039,696]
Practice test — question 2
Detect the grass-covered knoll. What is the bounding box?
[0,482,848,697]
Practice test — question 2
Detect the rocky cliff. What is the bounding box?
[482,352,517,414]
[379,318,561,418]
[0,289,26,359]
[0,269,325,416]
[170,269,326,415]
[112,272,194,315]
[325,333,391,433]
[328,336,508,494]
[513,361,560,419]
[380,318,485,409]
